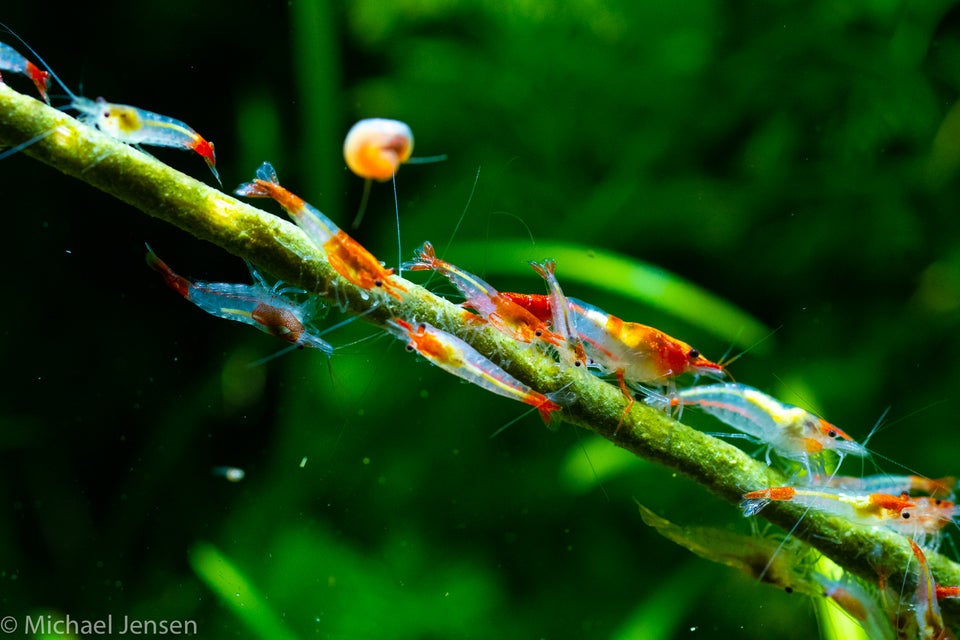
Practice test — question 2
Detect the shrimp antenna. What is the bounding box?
[488,405,539,439]
[393,173,402,279]
[717,324,782,371]
[0,129,55,161]
[423,165,481,289]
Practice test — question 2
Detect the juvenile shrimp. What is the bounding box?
[234,162,408,302]
[145,244,333,354]
[385,318,568,425]
[0,40,50,103]
[528,260,587,368]
[648,383,866,479]
[403,241,564,346]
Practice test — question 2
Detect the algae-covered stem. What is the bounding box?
[2,83,958,618]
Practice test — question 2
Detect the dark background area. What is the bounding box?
[2,1,959,637]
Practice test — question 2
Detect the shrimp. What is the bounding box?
[68,97,220,185]
[403,242,564,346]
[145,244,333,354]
[0,25,219,184]
[637,502,821,596]
[528,260,587,368]
[502,291,726,431]
[234,162,407,302]
[385,318,568,425]
[741,486,954,548]
[907,539,950,640]
[812,571,895,640]
[648,383,867,479]
[818,474,956,500]
[0,40,50,103]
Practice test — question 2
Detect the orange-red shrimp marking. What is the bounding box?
[386,318,567,425]
[403,241,564,346]
[0,40,50,103]
[234,162,407,302]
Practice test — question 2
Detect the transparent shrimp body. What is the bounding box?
[385,318,567,425]
[741,486,954,548]
[235,162,407,303]
[812,571,894,640]
[0,40,49,103]
[820,474,956,500]
[907,539,949,640]
[145,245,332,354]
[403,242,563,346]
[70,97,219,184]
[653,383,867,478]
[528,260,587,368]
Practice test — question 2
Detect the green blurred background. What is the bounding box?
[2,1,960,638]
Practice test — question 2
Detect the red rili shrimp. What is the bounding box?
[234,162,408,302]
[145,244,333,354]
[501,291,726,430]
[741,486,955,548]
[69,97,220,185]
[647,382,866,479]
[818,474,956,500]
[403,242,564,346]
[0,40,50,103]
[500,292,726,381]
[385,318,567,425]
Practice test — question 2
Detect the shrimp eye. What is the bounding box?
[902,511,911,519]
[936,499,943,506]
[827,429,838,438]
[688,348,700,359]
[375,279,383,287]
[784,586,793,594]
[405,343,414,352]
[534,329,543,336]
